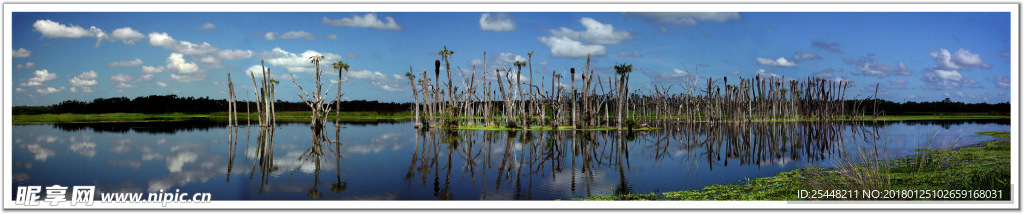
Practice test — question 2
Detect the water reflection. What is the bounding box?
[9,119,1009,200]
[401,121,894,199]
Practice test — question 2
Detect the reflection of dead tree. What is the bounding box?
[248,126,276,193]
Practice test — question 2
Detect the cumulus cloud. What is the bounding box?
[344,69,404,92]
[812,41,843,54]
[141,66,166,73]
[995,76,1011,89]
[109,27,145,45]
[843,57,911,76]
[929,48,990,70]
[549,17,632,45]
[110,73,133,82]
[216,49,253,60]
[624,12,740,26]
[618,50,642,57]
[32,19,105,47]
[148,32,219,56]
[139,73,156,81]
[260,47,341,73]
[325,34,338,40]
[106,58,143,67]
[644,68,695,83]
[277,31,316,41]
[166,53,199,74]
[36,87,62,95]
[22,69,57,86]
[792,52,821,61]
[480,13,515,31]
[322,13,402,30]
[157,81,168,87]
[756,57,798,67]
[13,48,31,58]
[538,36,606,58]
[263,32,276,41]
[921,68,980,90]
[69,70,98,87]
[16,62,37,70]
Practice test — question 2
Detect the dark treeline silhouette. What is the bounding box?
[13,95,411,114]
[844,98,1010,115]
[12,94,1008,116]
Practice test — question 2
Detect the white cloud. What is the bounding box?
[326,34,338,40]
[166,53,199,74]
[263,32,276,41]
[929,48,990,70]
[32,20,107,47]
[625,12,741,26]
[35,87,61,95]
[147,32,219,56]
[32,19,103,38]
[277,31,316,41]
[792,52,821,61]
[13,48,31,58]
[756,57,798,67]
[479,13,515,31]
[139,74,156,81]
[322,13,402,30]
[844,57,911,76]
[106,58,143,67]
[549,17,632,45]
[141,66,166,73]
[216,49,253,60]
[538,36,606,58]
[22,69,57,86]
[109,27,145,45]
[198,56,221,67]
[110,73,133,82]
[157,81,168,87]
[16,62,37,70]
[69,70,98,86]
[261,47,341,73]
[345,69,404,92]
[113,82,136,88]
[199,23,216,30]
[932,69,962,81]
[921,68,980,90]
[169,73,204,82]
[995,76,1011,89]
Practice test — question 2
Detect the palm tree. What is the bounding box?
[405,70,420,128]
[331,60,349,124]
[513,60,527,126]
[613,63,633,130]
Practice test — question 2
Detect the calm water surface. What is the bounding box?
[11,120,1009,200]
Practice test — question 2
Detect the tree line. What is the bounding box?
[13,94,410,114]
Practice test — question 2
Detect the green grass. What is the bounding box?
[575,131,1011,201]
[12,111,412,124]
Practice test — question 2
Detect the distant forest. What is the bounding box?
[13,95,410,114]
[11,94,1010,115]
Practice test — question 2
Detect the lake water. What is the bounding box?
[12,120,1009,200]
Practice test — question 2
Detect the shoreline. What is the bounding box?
[11,112,1009,125]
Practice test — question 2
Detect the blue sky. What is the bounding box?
[11,12,1011,106]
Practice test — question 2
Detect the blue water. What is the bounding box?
[11,120,1009,200]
